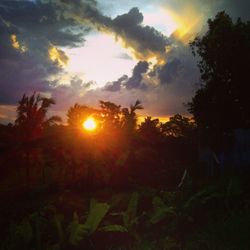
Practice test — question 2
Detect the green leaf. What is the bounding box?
[99,224,128,232]
[184,185,216,209]
[67,212,88,245]
[83,199,110,234]
[150,196,176,224]
[123,192,139,229]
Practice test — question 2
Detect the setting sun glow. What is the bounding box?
[83,118,97,131]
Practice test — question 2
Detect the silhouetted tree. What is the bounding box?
[16,93,61,141]
[15,93,61,188]
[122,100,143,133]
[138,116,162,142]
[162,114,196,138]
[99,101,122,130]
[67,103,97,131]
[66,104,95,182]
[189,12,250,150]
[189,12,250,132]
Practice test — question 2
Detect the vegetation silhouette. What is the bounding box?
[67,104,97,131]
[122,100,143,134]
[189,11,250,150]
[15,93,61,189]
[16,93,61,141]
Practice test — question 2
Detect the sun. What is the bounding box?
[83,117,97,131]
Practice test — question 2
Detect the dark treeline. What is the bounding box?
[0,94,197,193]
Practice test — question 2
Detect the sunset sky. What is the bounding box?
[0,0,249,123]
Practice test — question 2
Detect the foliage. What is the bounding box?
[83,199,110,234]
[66,199,111,245]
[99,100,122,130]
[189,12,250,133]
[123,192,139,230]
[108,192,140,234]
[1,174,250,249]
[185,211,250,250]
[138,116,162,141]
[150,196,176,224]
[67,103,97,130]
[15,93,61,141]
[161,114,196,138]
[121,100,143,133]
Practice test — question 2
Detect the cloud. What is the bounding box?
[52,1,170,62]
[199,0,250,21]
[105,61,149,91]
[78,80,195,118]
[103,41,199,116]
[48,46,69,66]
[125,61,149,89]
[110,8,169,62]
[158,58,181,84]
[0,0,169,108]
[1,0,249,123]
[0,53,56,104]
[1,1,88,47]
[115,53,133,60]
[0,14,58,104]
[0,105,16,124]
[51,76,95,111]
[0,0,88,104]
[105,75,128,92]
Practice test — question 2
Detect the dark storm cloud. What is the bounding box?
[105,61,149,91]
[0,0,170,106]
[0,13,58,103]
[0,0,88,104]
[125,61,149,89]
[105,75,128,92]
[0,16,56,104]
[209,0,250,21]
[0,56,54,104]
[103,40,200,117]
[0,1,87,47]
[53,0,170,61]
[158,59,181,84]
[111,8,169,61]
[163,0,250,19]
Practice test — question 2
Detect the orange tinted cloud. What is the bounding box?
[10,34,27,52]
[48,46,69,67]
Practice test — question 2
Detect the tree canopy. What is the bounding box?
[15,93,61,142]
[189,12,250,132]
[162,114,196,138]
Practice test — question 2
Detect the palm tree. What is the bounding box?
[122,100,143,133]
[67,103,97,131]
[16,93,61,141]
[99,100,122,130]
[15,93,61,189]
[138,116,161,142]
